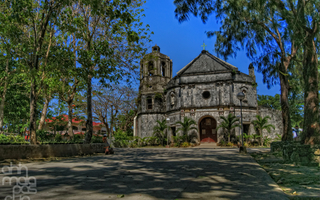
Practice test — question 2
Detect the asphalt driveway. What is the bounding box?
[0,148,288,200]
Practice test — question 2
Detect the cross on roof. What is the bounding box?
[201,42,207,50]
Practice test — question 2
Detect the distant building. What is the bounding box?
[44,115,106,135]
[134,45,283,143]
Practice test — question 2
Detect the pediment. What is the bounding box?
[177,51,238,76]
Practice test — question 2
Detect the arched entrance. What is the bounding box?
[199,117,217,143]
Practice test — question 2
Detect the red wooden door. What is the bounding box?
[200,117,217,143]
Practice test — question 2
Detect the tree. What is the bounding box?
[271,0,320,144]
[153,119,168,146]
[63,0,150,143]
[174,0,299,142]
[252,115,275,146]
[175,117,198,142]
[217,113,240,143]
[92,84,138,136]
[0,0,71,144]
[257,94,281,110]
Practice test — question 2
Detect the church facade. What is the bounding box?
[134,45,283,143]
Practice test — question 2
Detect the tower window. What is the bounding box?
[147,96,152,110]
[161,62,166,76]
[148,62,154,76]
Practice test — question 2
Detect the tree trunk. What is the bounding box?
[279,62,292,141]
[302,37,319,145]
[84,74,93,143]
[0,59,9,134]
[38,96,51,131]
[110,106,114,136]
[260,130,263,146]
[67,101,74,138]
[0,80,8,134]
[29,78,37,144]
[228,133,230,143]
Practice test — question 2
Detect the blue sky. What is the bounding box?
[141,0,280,96]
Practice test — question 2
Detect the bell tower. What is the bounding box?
[138,45,172,112]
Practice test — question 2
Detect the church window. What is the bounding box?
[148,62,154,76]
[147,96,152,110]
[202,91,210,99]
[161,62,166,76]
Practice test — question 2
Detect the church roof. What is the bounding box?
[176,50,238,75]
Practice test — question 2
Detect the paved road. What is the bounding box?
[0,148,288,200]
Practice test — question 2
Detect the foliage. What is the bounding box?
[226,142,233,147]
[181,142,190,147]
[257,94,281,110]
[173,135,186,147]
[263,136,272,147]
[153,119,168,146]
[91,135,103,143]
[175,117,198,142]
[73,134,84,141]
[37,130,52,142]
[0,134,28,144]
[243,133,253,144]
[113,130,131,147]
[252,115,275,146]
[243,142,249,148]
[217,114,240,143]
[54,134,63,142]
[275,134,282,141]
[218,140,226,146]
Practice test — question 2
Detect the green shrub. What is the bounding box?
[0,134,10,143]
[37,130,52,141]
[146,136,159,146]
[263,136,272,146]
[0,134,28,144]
[173,135,185,147]
[219,140,226,146]
[226,142,233,146]
[73,134,84,142]
[243,142,249,147]
[174,142,180,147]
[92,135,103,143]
[181,142,190,147]
[55,134,62,142]
[113,130,131,147]
[275,134,281,141]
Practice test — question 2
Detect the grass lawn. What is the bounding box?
[250,151,320,200]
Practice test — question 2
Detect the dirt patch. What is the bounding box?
[251,151,320,199]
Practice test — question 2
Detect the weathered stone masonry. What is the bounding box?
[134,45,283,143]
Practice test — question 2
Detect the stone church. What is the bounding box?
[133,45,282,143]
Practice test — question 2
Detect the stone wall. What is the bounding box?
[258,107,283,138]
[0,143,108,160]
[271,141,320,166]
[136,114,165,138]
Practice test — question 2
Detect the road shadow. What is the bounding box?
[0,148,288,200]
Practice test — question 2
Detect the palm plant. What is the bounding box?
[252,134,261,146]
[217,113,240,143]
[252,115,275,146]
[175,117,198,142]
[153,119,168,146]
